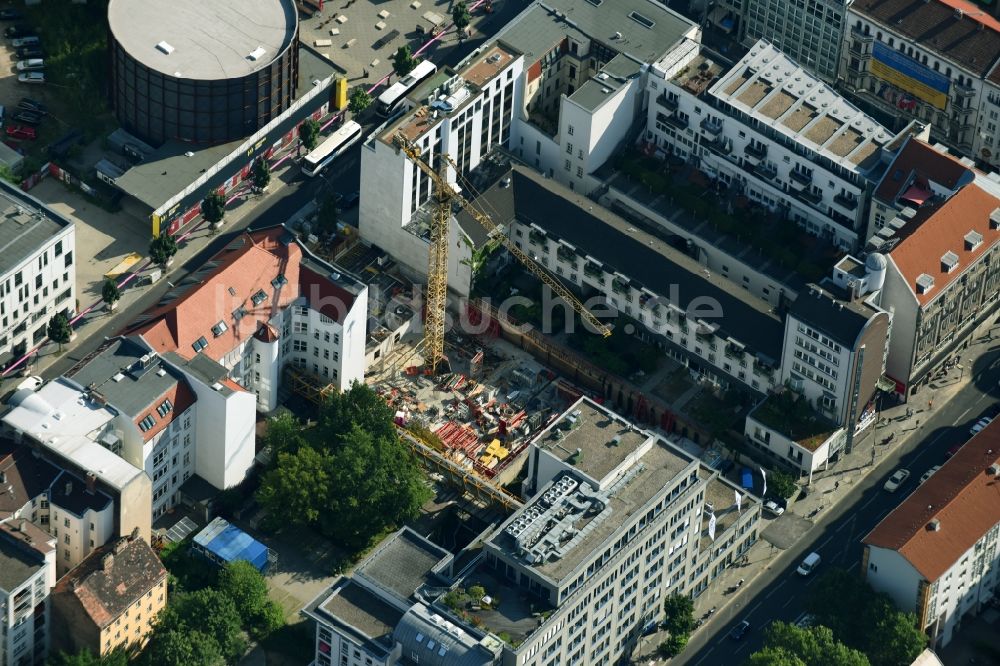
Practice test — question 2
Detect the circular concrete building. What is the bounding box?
[108,0,299,147]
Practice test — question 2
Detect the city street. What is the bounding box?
[673,347,1000,666]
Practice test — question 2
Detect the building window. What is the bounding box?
[568,125,575,135]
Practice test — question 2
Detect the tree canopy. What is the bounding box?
[769,471,798,500]
[251,158,271,192]
[662,593,695,636]
[201,192,226,226]
[807,569,927,666]
[47,312,72,350]
[348,87,373,115]
[299,119,321,151]
[392,46,418,78]
[147,589,245,665]
[749,622,870,666]
[101,278,121,306]
[48,649,128,666]
[452,1,471,33]
[255,383,431,551]
[149,233,178,267]
[218,560,285,639]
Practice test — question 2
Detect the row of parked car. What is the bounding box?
[1,97,48,141]
[5,22,45,84]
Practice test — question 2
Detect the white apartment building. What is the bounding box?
[0,520,56,666]
[304,399,761,666]
[0,180,75,372]
[863,419,1000,647]
[647,39,897,250]
[841,0,1000,167]
[124,226,367,414]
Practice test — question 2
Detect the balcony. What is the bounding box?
[700,117,723,136]
[954,83,976,98]
[664,112,688,130]
[556,246,577,265]
[834,193,859,211]
[657,93,679,111]
[789,169,812,187]
[703,135,732,156]
[744,142,767,161]
[752,161,778,181]
[794,188,823,206]
[528,230,546,246]
[584,262,603,279]
[611,277,630,295]
[850,27,874,43]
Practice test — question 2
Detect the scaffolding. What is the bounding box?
[284,366,338,405]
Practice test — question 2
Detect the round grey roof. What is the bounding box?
[866,252,887,271]
[108,0,297,80]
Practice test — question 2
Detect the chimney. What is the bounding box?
[85,473,96,495]
[17,519,26,533]
[927,518,941,532]
[130,526,141,541]
[113,537,129,555]
[102,553,114,572]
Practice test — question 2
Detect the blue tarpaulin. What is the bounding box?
[192,517,269,572]
[740,467,753,491]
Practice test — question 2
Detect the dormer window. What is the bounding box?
[916,273,935,294]
[192,336,209,353]
[940,251,959,273]
[965,230,983,251]
[211,321,228,337]
[251,290,268,306]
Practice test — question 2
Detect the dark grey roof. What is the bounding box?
[161,351,234,394]
[318,579,404,646]
[475,167,785,360]
[790,285,876,349]
[0,530,44,592]
[66,337,184,419]
[0,438,61,514]
[393,603,495,666]
[0,180,72,277]
[178,473,218,504]
[49,471,113,518]
[355,528,451,603]
[496,0,695,65]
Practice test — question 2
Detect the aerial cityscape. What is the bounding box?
[0,0,995,665]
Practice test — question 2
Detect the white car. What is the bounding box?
[884,468,910,492]
[763,500,785,516]
[15,58,43,71]
[17,72,43,84]
[919,465,942,485]
[970,417,992,435]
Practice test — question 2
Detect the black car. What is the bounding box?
[729,620,751,640]
[12,110,43,126]
[17,98,47,115]
[0,9,24,21]
[15,46,43,59]
[340,191,360,209]
[4,24,34,38]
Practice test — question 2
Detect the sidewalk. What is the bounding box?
[8,159,315,383]
[632,328,1000,664]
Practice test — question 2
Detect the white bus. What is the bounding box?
[302,120,363,177]
[375,61,438,117]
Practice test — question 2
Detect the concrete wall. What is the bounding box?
[880,261,919,391]
[182,377,256,490]
[865,546,923,618]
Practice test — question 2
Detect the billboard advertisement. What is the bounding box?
[870,42,950,110]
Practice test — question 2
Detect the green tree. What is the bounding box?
[47,312,72,351]
[250,598,286,640]
[257,446,334,530]
[808,569,927,666]
[219,560,269,624]
[101,278,121,310]
[314,193,340,239]
[321,424,432,550]
[160,589,246,663]
[753,622,869,666]
[143,629,225,666]
[348,87,373,115]
[261,411,308,459]
[251,157,271,192]
[0,164,19,185]
[48,649,129,666]
[662,593,695,636]
[392,46,419,78]
[769,470,798,499]
[315,382,398,445]
[452,1,471,37]
[149,233,178,268]
[747,647,808,666]
[201,192,226,228]
[299,118,321,151]
[657,633,688,658]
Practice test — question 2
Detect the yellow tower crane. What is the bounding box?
[393,134,611,372]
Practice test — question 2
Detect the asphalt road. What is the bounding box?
[676,348,1000,666]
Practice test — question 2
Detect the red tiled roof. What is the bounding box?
[887,183,1000,306]
[874,138,972,204]
[864,420,1000,581]
[852,0,1000,77]
[254,322,280,343]
[133,380,196,443]
[124,228,356,362]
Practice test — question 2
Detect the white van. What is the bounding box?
[796,552,821,576]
